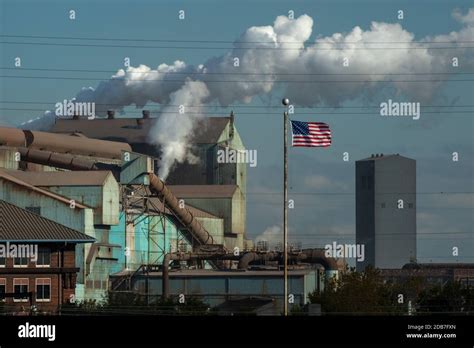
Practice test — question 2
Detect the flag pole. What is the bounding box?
[282,97,290,316]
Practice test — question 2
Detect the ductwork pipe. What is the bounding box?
[237,249,339,271]
[148,174,215,246]
[0,127,26,147]
[18,147,98,171]
[237,252,280,270]
[0,127,131,159]
[298,249,339,271]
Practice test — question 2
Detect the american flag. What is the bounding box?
[291,120,332,147]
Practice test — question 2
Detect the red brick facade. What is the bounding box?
[0,243,79,314]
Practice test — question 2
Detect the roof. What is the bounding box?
[52,117,230,144]
[0,200,95,242]
[357,154,414,162]
[3,169,111,187]
[0,170,89,209]
[168,185,238,198]
[146,197,219,219]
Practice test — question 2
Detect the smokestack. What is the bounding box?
[107,110,115,119]
[142,110,150,119]
[229,111,234,140]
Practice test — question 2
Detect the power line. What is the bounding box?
[1,107,472,115]
[246,191,474,195]
[1,67,472,76]
[1,41,473,50]
[286,231,473,236]
[1,75,473,83]
[2,100,473,109]
[2,33,474,45]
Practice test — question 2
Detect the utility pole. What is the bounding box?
[282,97,290,316]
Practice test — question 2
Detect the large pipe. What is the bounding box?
[237,252,280,270]
[237,249,339,271]
[148,173,215,246]
[0,127,131,159]
[0,127,26,147]
[18,147,98,171]
[298,249,339,270]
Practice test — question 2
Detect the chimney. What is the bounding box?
[229,110,235,140]
[142,110,150,119]
[107,110,115,119]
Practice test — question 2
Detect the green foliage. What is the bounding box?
[309,266,404,314]
[417,282,474,313]
[309,266,474,315]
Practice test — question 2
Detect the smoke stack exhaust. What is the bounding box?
[229,110,235,140]
[107,110,115,119]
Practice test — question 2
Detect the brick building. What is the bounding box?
[0,200,94,314]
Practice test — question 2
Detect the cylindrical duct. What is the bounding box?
[19,148,98,170]
[0,127,131,159]
[148,174,214,246]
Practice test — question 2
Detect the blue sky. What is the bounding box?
[0,0,473,263]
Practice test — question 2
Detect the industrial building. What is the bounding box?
[0,113,342,314]
[356,154,417,271]
[51,111,246,187]
[51,112,249,250]
[110,268,322,311]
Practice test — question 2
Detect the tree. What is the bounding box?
[309,266,404,314]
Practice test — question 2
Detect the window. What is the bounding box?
[36,248,51,267]
[36,278,51,302]
[25,206,41,215]
[13,278,29,302]
[0,279,5,302]
[0,254,5,267]
[14,256,28,268]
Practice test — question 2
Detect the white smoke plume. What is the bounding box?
[255,225,282,249]
[20,110,56,131]
[18,8,474,177]
[148,80,210,179]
